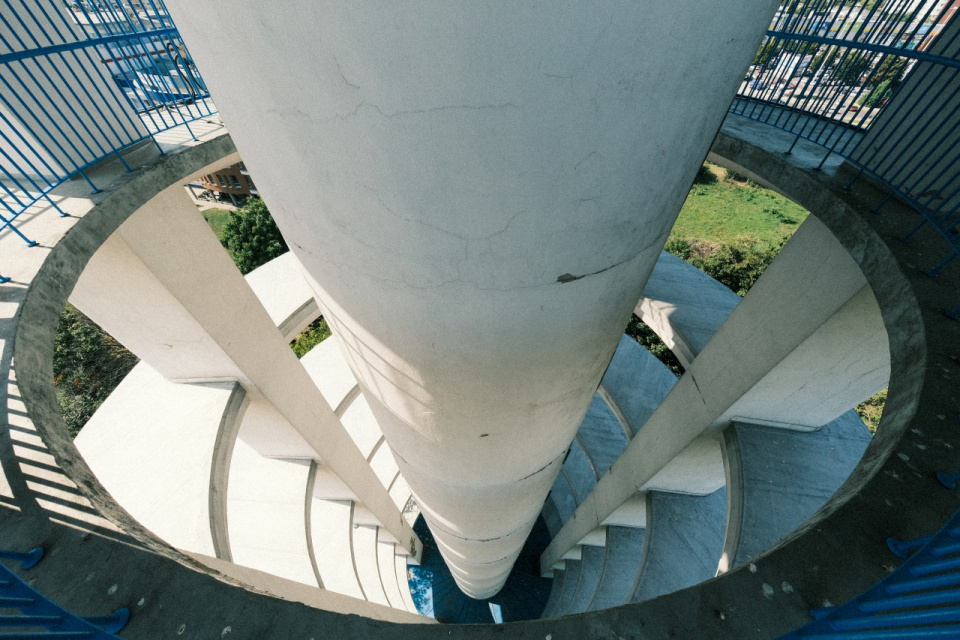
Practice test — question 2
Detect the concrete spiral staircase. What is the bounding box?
[7,112,949,640]
[70,221,878,624]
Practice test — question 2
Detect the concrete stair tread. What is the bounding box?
[310,498,365,599]
[575,394,629,478]
[727,410,871,567]
[562,441,597,504]
[244,252,319,340]
[541,499,563,538]
[299,336,359,416]
[369,439,400,489]
[539,568,566,619]
[74,362,240,558]
[640,251,741,357]
[562,544,605,615]
[353,525,391,606]
[338,395,387,459]
[600,336,678,436]
[630,488,727,604]
[227,438,317,587]
[548,473,578,524]
[588,525,647,611]
[394,553,417,613]
[378,540,408,610]
[552,559,583,617]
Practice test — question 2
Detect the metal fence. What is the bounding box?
[0,0,216,253]
[779,472,960,638]
[732,0,960,310]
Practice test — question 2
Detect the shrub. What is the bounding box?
[291,317,332,358]
[221,196,289,274]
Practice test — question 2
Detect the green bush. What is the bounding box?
[221,196,289,274]
[625,316,684,377]
[291,317,332,358]
[54,304,139,437]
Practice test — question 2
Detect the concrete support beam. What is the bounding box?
[69,185,420,559]
[541,215,875,572]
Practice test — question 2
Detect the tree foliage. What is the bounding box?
[869,56,908,88]
[753,40,784,67]
[54,304,139,437]
[665,236,781,297]
[221,196,289,274]
[624,317,684,377]
[291,317,332,358]
[859,79,894,108]
[833,51,872,84]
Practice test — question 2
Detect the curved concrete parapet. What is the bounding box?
[587,525,647,611]
[637,251,742,368]
[74,363,246,560]
[243,252,320,341]
[629,488,728,604]
[721,411,872,570]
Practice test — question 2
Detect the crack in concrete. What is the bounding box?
[331,53,360,91]
[335,101,523,122]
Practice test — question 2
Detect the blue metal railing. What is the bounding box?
[732,0,960,316]
[779,500,960,638]
[0,546,129,638]
[0,0,216,250]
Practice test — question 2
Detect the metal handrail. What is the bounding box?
[0,546,129,638]
[779,501,960,638]
[732,0,960,316]
[0,0,216,247]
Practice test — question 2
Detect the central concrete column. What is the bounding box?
[165,1,779,598]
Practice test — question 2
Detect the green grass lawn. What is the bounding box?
[669,164,808,250]
[202,208,233,242]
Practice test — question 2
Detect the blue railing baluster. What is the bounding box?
[887,535,934,558]
[0,547,43,569]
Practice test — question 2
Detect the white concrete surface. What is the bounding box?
[370,440,400,489]
[227,435,317,587]
[309,498,365,600]
[70,185,420,557]
[244,251,320,340]
[378,540,406,610]
[75,363,244,558]
[395,553,417,613]
[166,0,781,597]
[353,526,389,607]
